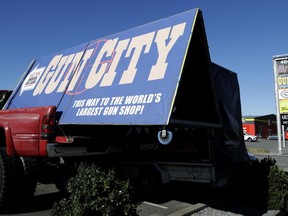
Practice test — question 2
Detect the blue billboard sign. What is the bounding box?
[8,9,200,125]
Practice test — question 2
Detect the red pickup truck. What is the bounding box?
[0,101,56,208]
[0,106,56,157]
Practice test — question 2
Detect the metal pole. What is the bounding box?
[282,125,286,148]
[273,58,282,155]
[276,111,283,155]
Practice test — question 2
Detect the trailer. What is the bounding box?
[0,8,250,208]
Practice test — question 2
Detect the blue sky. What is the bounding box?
[0,0,287,116]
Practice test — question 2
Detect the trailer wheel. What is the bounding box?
[157,130,173,145]
[20,157,38,198]
[137,167,161,197]
[55,166,75,193]
[0,148,25,210]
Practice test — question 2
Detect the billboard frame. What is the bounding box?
[273,54,288,155]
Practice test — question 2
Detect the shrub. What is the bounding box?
[267,164,288,210]
[243,157,288,209]
[51,163,138,216]
[229,156,279,208]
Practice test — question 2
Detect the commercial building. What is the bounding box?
[242,114,277,138]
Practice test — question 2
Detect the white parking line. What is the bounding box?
[142,201,168,209]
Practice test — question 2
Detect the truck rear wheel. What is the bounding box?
[20,157,38,198]
[0,148,25,210]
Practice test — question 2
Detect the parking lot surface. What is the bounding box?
[246,139,288,171]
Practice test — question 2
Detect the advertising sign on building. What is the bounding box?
[273,54,288,154]
[275,57,288,113]
[281,114,288,126]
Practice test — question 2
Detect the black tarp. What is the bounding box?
[168,10,249,164]
[211,63,249,164]
[171,10,221,127]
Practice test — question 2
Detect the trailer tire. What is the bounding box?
[55,166,74,193]
[157,130,173,145]
[0,148,25,211]
[137,167,161,197]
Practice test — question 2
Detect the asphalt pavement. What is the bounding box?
[245,138,288,171]
[0,183,60,216]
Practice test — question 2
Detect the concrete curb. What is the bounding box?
[137,200,206,216]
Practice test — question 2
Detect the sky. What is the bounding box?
[0,0,287,116]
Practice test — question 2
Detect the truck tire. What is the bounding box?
[0,148,25,210]
[20,157,38,198]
